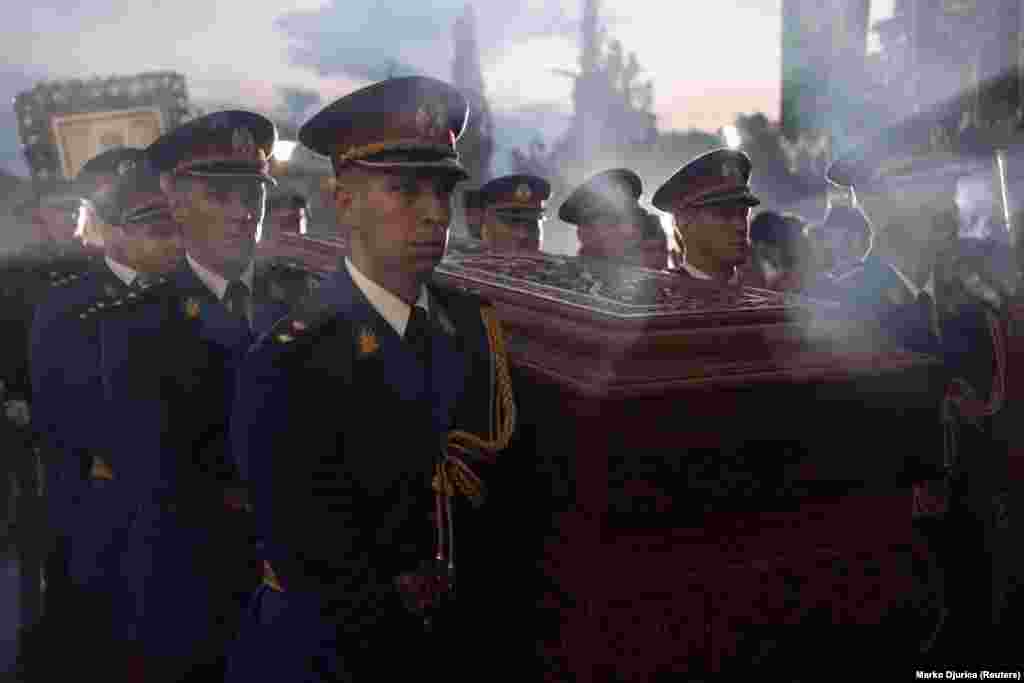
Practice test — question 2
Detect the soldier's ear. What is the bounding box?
[171,205,190,224]
[333,182,354,215]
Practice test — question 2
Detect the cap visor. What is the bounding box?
[691,188,760,207]
[182,169,278,187]
[351,157,469,180]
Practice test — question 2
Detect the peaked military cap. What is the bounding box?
[78,147,146,181]
[558,168,643,225]
[652,148,758,211]
[300,76,469,179]
[147,110,277,184]
[107,159,174,228]
[480,174,550,218]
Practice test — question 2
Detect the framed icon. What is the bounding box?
[50,107,164,180]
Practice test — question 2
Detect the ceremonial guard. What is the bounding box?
[478,174,549,253]
[28,153,183,679]
[652,148,760,285]
[827,153,1015,665]
[559,168,652,266]
[227,76,516,681]
[31,110,299,681]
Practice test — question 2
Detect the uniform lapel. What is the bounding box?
[425,287,470,434]
[327,265,426,406]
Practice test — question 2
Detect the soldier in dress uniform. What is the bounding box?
[559,168,650,267]
[479,174,549,253]
[226,75,516,682]
[31,110,299,682]
[652,148,760,285]
[29,156,184,681]
[463,188,484,240]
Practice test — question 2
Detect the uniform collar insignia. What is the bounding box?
[357,326,379,357]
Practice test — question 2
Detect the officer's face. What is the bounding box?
[578,215,643,259]
[342,169,456,280]
[482,212,542,253]
[677,203,750,268]
[114,221,182,274]
[177,176,266,276]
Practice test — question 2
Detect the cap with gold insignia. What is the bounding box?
[652,148,759,212]
[558,168,643,225]
[299,76,469,180]
[105,159,175,230]
[77,147,146,186]
[480,174,550,219]
[147,110,277,185]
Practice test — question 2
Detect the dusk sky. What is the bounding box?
[1,0,785,176]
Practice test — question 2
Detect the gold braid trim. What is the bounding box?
[335,140,455,164]
[432,305,517,506]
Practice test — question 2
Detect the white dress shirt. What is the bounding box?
[105,255,140,287]
[345,257,428,337]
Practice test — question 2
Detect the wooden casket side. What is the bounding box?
[434,248,943,678]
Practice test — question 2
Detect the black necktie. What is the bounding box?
[224,280,251,324]
[404,305,432,364]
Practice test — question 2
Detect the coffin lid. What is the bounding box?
[256,235,937,398]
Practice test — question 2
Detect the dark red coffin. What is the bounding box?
[257,236,945,679]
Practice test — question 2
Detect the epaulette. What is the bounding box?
[48,268,89,289]
[67,274,173,321]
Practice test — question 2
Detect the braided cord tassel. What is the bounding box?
[432,305,517,507]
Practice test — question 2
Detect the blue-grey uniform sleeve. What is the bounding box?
[30,286,103,467]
